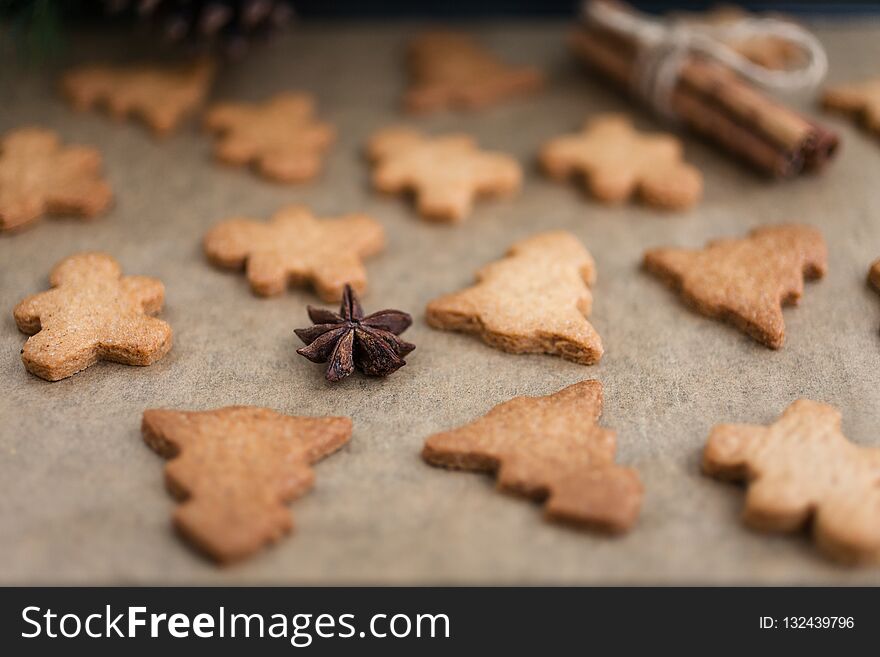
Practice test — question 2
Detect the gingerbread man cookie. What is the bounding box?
[870,259,880,292]
[14,252,172,381]
[540,114,703,210]
[426,231,603,364]
[143,406,352,564]
[643,225,827,348]
[704,400,880,564]
[822,78,880,137]
[61,58,215,137]
[423,380,643,532]
[0,128,112,232]
[203,205,385,301]
[367,127,521,222]
[404,31,543,113]
[204,92,335,183]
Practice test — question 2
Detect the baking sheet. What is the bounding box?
[2,20,880,585]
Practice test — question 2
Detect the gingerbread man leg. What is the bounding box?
[99,316,173,366]
[22,328,103,381]
[246,251,289,296]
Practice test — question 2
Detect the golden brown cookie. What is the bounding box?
[426,231,603,364]
[367,126,521,222]
[142,406,351,564]
[61,58,215,137]
[0,128,112,232]
[13,252,172,381]
[643,225,827,348]
[204,92,335,183]
[423,380,643,532]
[404,31,543,113]
[203,205,385,301]
[823,78,880,137]
[870,259,880,291]
[704,399,880,564]
[540,114,703,210]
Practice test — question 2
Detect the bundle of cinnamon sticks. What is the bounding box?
[572,1,839,178]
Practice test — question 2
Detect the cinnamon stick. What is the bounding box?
[571,4,838,177]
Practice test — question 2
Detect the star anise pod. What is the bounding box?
[295,284,415,382]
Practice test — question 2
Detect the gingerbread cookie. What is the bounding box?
[61,58,215,137]
[404,31,543,113]
[14,252,172,381]
[426,231,603,364]
[367,127,521,222]
[823,78,880,137]
[870,259,880,292]
[142,406,351,564]
[0,128,112,232]
[540,114,703,210]
[643,225,827,348]
[203,205,384,301]
[704,400,880,564]
[423,380,642,532]
[204,92,335,183]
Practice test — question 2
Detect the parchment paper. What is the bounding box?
[2,20,880,584]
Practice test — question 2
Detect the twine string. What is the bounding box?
[584,2,828,118]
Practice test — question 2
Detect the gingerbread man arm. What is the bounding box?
[823,82,880,126]
[0,193,44,231]
[703,422,767,480]
[121,276,166,315]
[45,146,113,218]
[258,148,323,183]
[204,102,251,132]
[20,327,102,381]
[245,251,290,297]
[100,315,173,367]
[415,177,476,221]
[203,219,270,270]
[703,421,816,530]
[13,289,61,334]
[204,104,259,165]
[366,127,426,161]
[323,215,385,257]
[540,135,597,180]
[869,260,880,291]
[472,154,522,196]
[637,161,704,210]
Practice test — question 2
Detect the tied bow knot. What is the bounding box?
[583,1,828,118]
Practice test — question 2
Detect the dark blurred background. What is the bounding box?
[4,1,880,21]
[293,1,880,17]
[3,0,878,63]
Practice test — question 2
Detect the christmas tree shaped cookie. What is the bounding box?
[14,252,172,381]
[143,406,351,563]
[203,205,384,301]
[61,58,215,137]
[644,225,827,348]
[427,231,603,364]
[204,92,335,183]
[423,380,643,532]
[704,400,880,563]
[0,128,112,232]
[404,31,543,113]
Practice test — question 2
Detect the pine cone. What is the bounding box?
[105,0,295,58]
